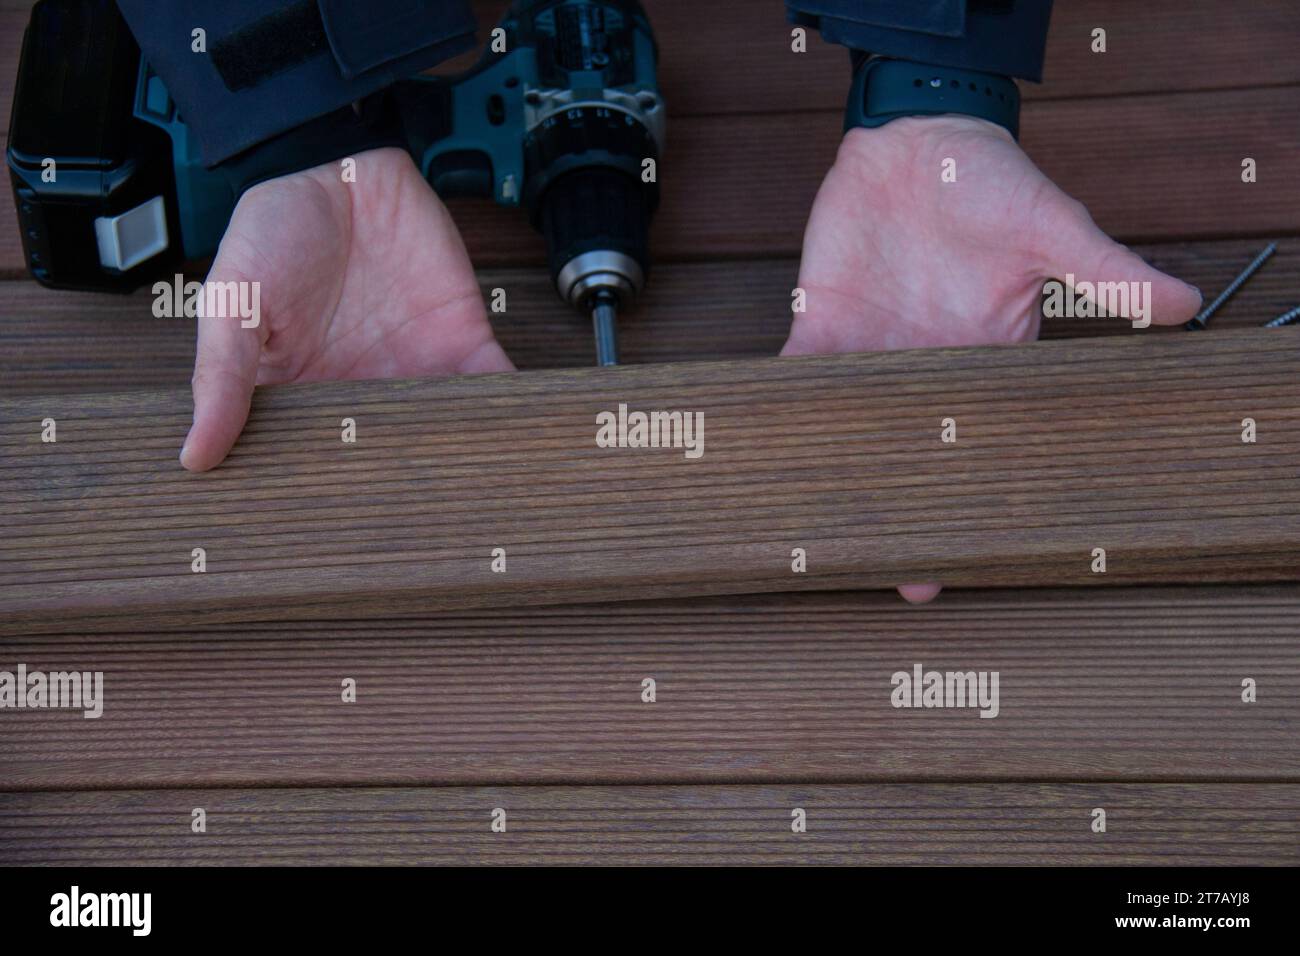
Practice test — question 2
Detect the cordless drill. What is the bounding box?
[7,0,664,366]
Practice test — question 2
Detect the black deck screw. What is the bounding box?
[1185,241,1277,330]
[1262,304,1300,328]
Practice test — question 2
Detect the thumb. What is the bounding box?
[455,336,516,375]
[1038,201,1202,327]
[180,264,267,472]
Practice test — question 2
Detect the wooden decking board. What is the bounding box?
[2,784,1296,865]
[2,239,1296,397]
[586,86,1300,261]
[0,330,1297,633]
[1,587,1296,790]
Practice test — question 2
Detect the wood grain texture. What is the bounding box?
[3,783,1296,865]
[1,329,1298,633]
[1,587,1296,790]
[449,86,1298,264]
[2,239,1296,396]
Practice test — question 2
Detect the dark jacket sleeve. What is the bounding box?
[115,0,478,166]
[786,0,1053,82]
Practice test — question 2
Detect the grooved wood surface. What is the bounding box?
[3,784,1296,865]
[3,238,1296,395]
[2,587,1296,790]
[444,85,1300,267]
[3,330,1298,633]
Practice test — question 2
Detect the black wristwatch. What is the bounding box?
[844,56,1021,140]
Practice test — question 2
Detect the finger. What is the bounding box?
[1039,203,1202,327]
[180,266,266,472]
[456,337,516,374]
[780,312,834,357]
[898,583,942,604]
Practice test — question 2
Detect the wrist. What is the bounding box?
[848,112,1014,146]
[844,57,1021,140]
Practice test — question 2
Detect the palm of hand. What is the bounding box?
[785,116,1201,355]
[219,147,508,382]
[182,148,511,471]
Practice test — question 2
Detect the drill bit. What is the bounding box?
[591,294,620,366]
[1263,303,1300,328]
[1185,241,1277,330]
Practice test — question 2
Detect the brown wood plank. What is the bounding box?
[2,783,1295,865]
[603,86,1300,263]
[1,587,1295,790]
[4,85,1299,275]
[1,329,1298,633]
[2,238,1295,397]
[0,262,795,395]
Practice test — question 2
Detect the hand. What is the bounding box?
[180,147,513,472]
[786,115,1203,602]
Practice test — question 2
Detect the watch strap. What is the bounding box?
[845,57,1020,139]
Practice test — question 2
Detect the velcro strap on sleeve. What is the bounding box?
[116,0,478,166]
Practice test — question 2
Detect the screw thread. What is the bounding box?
[1263,304,1300,328]
[1184,241,1277,330]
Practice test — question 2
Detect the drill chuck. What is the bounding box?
[556,248,644,310]
[537,164,651,305]
[543,173,646,367]
[527,105,658,364]
[538,168,650,366]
